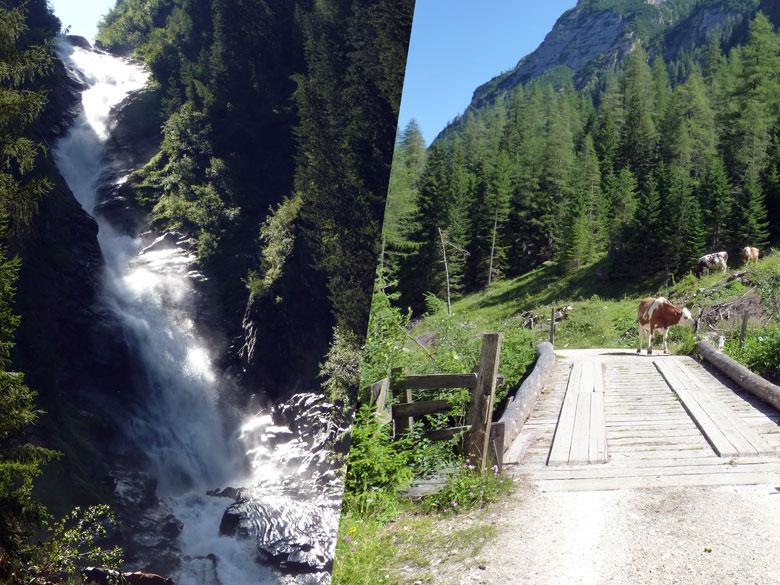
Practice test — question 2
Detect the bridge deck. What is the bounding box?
[510,349,780,491]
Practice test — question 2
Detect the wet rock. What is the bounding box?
[82,567,174,585]
[219,497,336,572]
[207,486,244,500]
[160,515,184,539]
[140,231,190,254]
[65,35,92,49]
[94,193,143,236]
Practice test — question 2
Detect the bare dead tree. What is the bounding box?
[438,227,452,316]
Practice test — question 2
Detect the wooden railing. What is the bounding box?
[361,333,505,471]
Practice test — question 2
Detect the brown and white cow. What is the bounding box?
[637,297,694,355]
[741,246,760,265]
[695,251,728,277]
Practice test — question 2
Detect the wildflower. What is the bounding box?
[492,464,500,477]
[451,501,458,508]
[344,536,352,544]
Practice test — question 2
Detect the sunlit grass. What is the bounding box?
[412,249,779,353]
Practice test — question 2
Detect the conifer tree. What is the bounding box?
[730,176,771,251]
[0,2,56,563]
[399,144,451,311]
[699,156,733,250]
[446,141,475,295]
[594,75,623,180]
[725,12,779,185]
[620,46,657,186]
[504,84,547,274]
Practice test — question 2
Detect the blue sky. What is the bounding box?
[50,0,116,40]
[399,0,577,143]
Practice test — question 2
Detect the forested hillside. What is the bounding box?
[97,0,414,398]
[388,10,780,314]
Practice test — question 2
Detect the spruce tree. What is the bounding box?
[0,2,56,563]
[725,13,779,186]
[699,156,733,250]
[730,176,771,251]
[398,143,451,312]
[620,46,657,186]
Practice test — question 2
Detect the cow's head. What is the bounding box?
[680,307,694,326]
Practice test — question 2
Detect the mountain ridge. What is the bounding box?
[440,0,768,142]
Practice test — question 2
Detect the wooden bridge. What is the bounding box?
[506,348,780,491]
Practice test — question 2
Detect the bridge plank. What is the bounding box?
[547,362,581,466]
[655,360,738,456]
[670,360,774,455]
[547,360,607,466]
[569,391,591,465]
[655,359,774,457]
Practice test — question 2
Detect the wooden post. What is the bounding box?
[549,306,556,346]
[693,307,704,339]
[488,421,505,472]
[466,333,503,472]
[390,367,413,437]
[739,312,749,349]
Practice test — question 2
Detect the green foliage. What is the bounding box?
[246,195,302,300]
[0,6,124,580]
[20,506,123,583]
[342,406,413,502]
[725,324,780,380]
[0,2,54,238]
[419,466,513,515]
[319,327,363,404]
[332,508,497,585]
[359,280,411,388]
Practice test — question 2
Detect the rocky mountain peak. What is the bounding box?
[465,0,760,111]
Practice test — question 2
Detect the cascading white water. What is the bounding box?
[51,38,305,585]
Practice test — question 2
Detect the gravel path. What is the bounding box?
[429,482,780,585]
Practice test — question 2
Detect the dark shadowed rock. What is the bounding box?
[94,193,143,235]
[65,35,92,49]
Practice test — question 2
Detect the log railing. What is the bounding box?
[696,339,780,410]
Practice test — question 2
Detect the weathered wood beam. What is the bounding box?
[392,399,451,419]
[393,372,478,391]
[425,425,470,441]
[696,340,780,411]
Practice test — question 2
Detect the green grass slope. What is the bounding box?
[411,249,780,361]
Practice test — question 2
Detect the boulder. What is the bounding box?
[65,35,92,49]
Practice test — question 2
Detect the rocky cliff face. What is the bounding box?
[468,0,759,109]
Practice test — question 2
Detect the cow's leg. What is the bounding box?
[663,329,669,354]
[647,326,654,355]
[637,324,643,353]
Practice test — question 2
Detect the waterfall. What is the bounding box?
[51,39,295,585]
